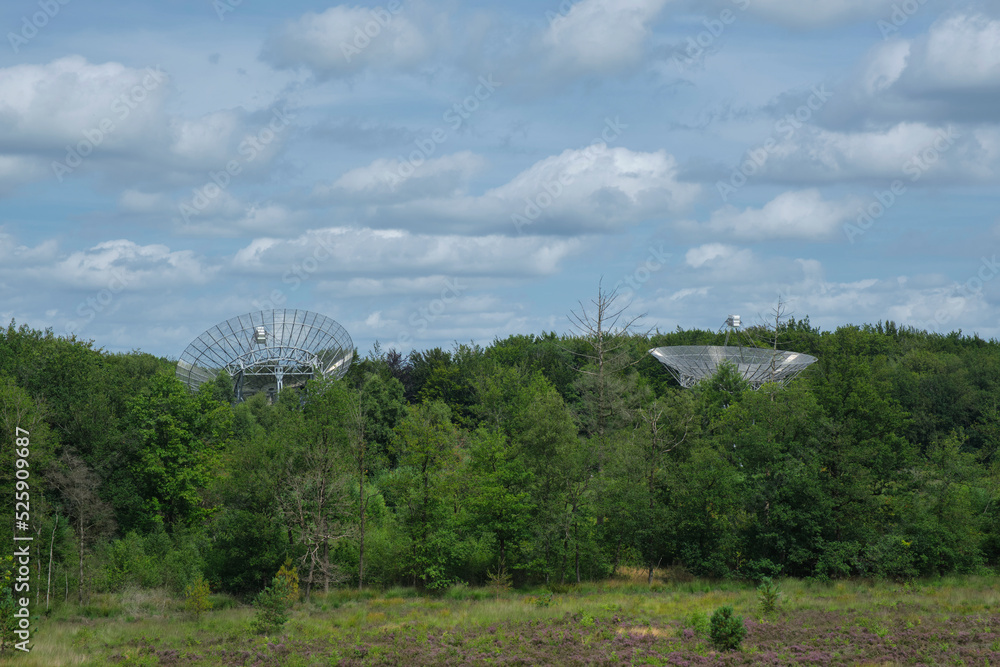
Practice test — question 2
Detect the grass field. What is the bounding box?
[4,569,999,665]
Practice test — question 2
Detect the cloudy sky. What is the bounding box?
[1,0,998,358]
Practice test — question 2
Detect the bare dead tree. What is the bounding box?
[275,399,355,599]
[566,279,652,443]
[763,297,793,390]
[742,296,794,392]
[47,453,116,605]
[568,278,650,373]
[280,458,353,598]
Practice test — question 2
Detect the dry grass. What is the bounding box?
[616,625,678,639]
[2,573,997,665]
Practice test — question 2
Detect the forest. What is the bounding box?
[2,298,999,617]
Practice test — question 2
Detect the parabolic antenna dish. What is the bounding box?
[649,345,817,390]
[176,309,353,400]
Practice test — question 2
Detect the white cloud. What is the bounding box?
[693,189,859,241]
[324,275,493,298]
[178,201,307,238]
[0,57,295,191]
[639,254,1000,342]
[827,13,1000,126]
[315,151,488,204]
[541,0,670,75]
[53,240,214,290]
[669,286,710,301]
[167,110,248,166]
[2,239,216,294]
[748,122,992,185]
[860,41,911,96]
[779,276,992,336]
[685,243,742,268]
[261,5,435,78]
[0,231,59,265]
[0,56,169,147]
[358,145,699,234]
[230,226,583,278]
[904,14,1000,92]
[487,145,699,227]
[0,56,169,191]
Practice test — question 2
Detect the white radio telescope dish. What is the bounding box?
[176,308,353,401]
[649,315,817,390]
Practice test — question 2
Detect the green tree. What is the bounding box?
[0,378,56,549]
[117,372,232,531]
[713,383,834,577]
[507,374,587,584]
[0,555,19,652]
[389,401,463,590]
[693,362,750,425]
[345,372,405,589]
[614,391,698,583]
[357,370,406,472]
[671,443,743,577]
[466,428,533,577]
[811,328,913,567]
[898,432,987,575]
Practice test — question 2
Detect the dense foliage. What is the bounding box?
[1,311,999,606]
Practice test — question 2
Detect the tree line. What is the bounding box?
[1,305,999,605]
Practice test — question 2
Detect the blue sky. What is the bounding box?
[1,0,998,358]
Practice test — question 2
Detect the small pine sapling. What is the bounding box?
[709,605,747,651]
[757,576,780,616]
[183,575,212,621]
[486,557,513,600]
